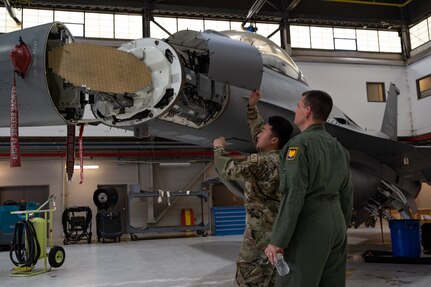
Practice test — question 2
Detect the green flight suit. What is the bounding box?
[270,124,353,287]
[214,105,280,287]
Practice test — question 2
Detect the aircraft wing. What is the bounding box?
[328,122,431,184]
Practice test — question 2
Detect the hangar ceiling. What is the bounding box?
[7,0,431,29]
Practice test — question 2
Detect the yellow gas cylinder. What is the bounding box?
[30,217,47,259]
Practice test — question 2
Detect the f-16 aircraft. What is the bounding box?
[1,22,431,226]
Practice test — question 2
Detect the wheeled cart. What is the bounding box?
[127,184,210,240]
[96,210,122,242]
[9,195,65,277]
[93,187,122,243]
[62,206,92,244]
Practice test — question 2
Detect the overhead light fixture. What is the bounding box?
[74,165,99,169]
[159,162,191,167]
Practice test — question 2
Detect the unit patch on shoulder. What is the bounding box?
[286,147,298,160]
[250,153,259,163]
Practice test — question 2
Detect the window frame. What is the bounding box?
[366,82,386,103]
[416,74,431,100]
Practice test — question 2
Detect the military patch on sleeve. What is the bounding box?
[250,153,258,163]
[286,147,298,160]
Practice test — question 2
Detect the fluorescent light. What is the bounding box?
[74,165,99,169]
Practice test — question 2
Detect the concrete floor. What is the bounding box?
[1,224,431,287]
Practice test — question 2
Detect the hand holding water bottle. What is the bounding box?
[275,253,290,276]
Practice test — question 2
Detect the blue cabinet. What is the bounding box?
[212,206,246,236]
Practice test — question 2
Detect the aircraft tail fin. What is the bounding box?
[381,83,399,141]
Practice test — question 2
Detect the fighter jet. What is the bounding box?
[1,22,430,226]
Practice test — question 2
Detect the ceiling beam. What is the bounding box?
[286,0,302,12]
[325,0,414,8]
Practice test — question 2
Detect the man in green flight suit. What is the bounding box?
[213,89,293,286]
[265,90,353,287]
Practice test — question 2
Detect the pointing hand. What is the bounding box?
[249,89,261,107]
[213,136,226,148]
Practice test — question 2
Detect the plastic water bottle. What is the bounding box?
[275,253,290,276]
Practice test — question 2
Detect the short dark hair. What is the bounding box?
[302,90,333,122]
[268,116,293,149]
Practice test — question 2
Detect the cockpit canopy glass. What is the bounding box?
[221,31,307,84]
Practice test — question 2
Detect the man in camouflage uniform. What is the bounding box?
[213,90,293,287]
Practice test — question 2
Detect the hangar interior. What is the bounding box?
[1,1,431,286]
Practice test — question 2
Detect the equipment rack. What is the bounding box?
[127,185,209,240]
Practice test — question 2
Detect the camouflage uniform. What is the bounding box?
[214,105,281,287]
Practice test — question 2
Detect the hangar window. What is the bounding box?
[366,82,386,102]
[256,23,281,47]
[291,25,401,53]
[230,21,244,31]
[114,14,142,39]
[151,17,177,39]
[178,18,204,31]
[0,7,21,32]
[22,9,53,29]
[378,31,402,53]
[429,17,431,44]
[85,12,114,38]
[311,26,334,49]
[55,11,84,37]
[357,30,379,52]
[291,25,311,48]
[204,20,230,31]
[410,18,430,50]
[334,28,356,50]
[417,74,431,100]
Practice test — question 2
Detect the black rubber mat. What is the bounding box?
[362,249,431,264]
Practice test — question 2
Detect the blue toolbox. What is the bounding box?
[0,201,39,245]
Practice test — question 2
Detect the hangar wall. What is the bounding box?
[296,54,431,137]
[0,159,216,240]
[0,159,64,239]
[416,183,431,209]
[406,55,431,136]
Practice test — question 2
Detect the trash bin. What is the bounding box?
[389,219,421,258]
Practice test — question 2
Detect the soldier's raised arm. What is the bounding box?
[247,89,265,144]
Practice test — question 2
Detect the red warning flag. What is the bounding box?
[9,37,33,167]
[78,124,85,184]
[66,125,76,181]
[10,74,21,167]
